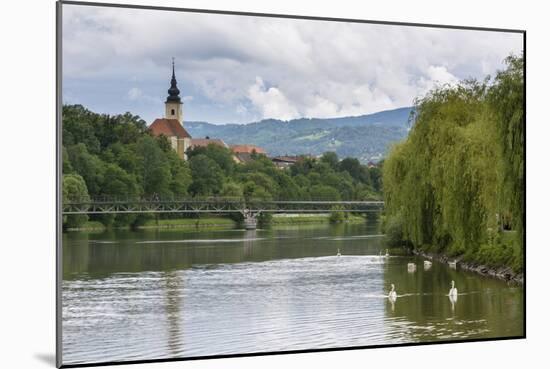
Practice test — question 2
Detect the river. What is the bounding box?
[62,220,524,365]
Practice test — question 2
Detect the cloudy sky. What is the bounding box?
[62,4,523,125]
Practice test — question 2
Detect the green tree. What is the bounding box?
[339,157,369,184]
[320,151,339,170]
[309,185,341,201]
[187,144,235,176]
[67,143,106,196]
[62,174,90,229]
[188,154,224,196]
[382,55,524,270]
[166,150,192,197]
[221,181,244,197]
[489,54,525,247]
[136,136,172,197]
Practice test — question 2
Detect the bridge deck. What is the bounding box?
[62,199,384,215]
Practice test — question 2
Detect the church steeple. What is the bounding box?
[166,58,182,103]
[164,58,184,123]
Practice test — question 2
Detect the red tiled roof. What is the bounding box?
[149,118,192,139]
[230,144,266,154]
[190,138,228,148]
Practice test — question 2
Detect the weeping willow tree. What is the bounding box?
[383,55,524,271]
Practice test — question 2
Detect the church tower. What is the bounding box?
[165,58,183,124]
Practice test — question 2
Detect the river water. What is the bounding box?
[62,221,524,365]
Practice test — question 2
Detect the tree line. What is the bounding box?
[382,55,524,271]
[62,104,382,229]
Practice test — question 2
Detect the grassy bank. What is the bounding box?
[138,217,237,229]
[271,213,366,225]
[66,217,237,231]
[409,230,522,274]
[66,213,370,231]
[66,220,107,232]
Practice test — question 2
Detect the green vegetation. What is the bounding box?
[382,55,524,272]
[139,217,236,229]
[62,105,382,230]
[271,214,366,225]
[186,107,412,163]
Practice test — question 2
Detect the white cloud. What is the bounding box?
[247,77,299,120]
[417,65,461,96]
[127,87,143,100]
[63,4,523,123]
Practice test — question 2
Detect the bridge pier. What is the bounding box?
[242,209,258,230]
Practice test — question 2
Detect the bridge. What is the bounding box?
[63,197,384,229]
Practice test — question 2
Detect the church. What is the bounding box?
[149,60,267,162]
[149,60,193,159]
[149,60,228,160]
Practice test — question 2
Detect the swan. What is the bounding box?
[407,262,416,272]
[336,248,341,257]
[388,283,397,301]
[385,249,389,257]
[449,280,458,298]
[448,260,457,269]
[424,260,432,269]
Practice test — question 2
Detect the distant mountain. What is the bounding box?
[186,107,413,163]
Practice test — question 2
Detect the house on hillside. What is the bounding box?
[190,137,229,150]
[271,156,300,169]
[231,144,267,164]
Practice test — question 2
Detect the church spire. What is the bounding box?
[166,57,181,103]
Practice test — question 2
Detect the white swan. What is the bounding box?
[407,262,416,272]
[336,248,341,257]
[424,260,432,269]
[388,283,397,301]
[449,280,458,298]
[385,249,389,257]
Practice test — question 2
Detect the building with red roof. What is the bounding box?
[149,60,263,162]
[230,144,266,155]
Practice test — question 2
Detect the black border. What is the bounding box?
[56,1,527,368]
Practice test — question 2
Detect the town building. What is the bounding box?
[149,60,193,159]
[271,155,300,169]
[149,60,267,162]
[230,145,267,163]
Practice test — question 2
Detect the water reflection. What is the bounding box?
[449,294,458,313]
[62,222,524,365]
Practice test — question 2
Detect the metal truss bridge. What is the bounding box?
[62,198,384,215]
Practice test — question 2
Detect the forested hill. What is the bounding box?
[186,107,413,163]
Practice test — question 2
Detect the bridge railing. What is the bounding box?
[62,196,384,215]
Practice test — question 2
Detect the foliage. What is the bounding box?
[184,107,413,162]
[382,212,407,248]
[188,154,224,196]
[62,105,383,229]
[382,55,524,270]
[62,174,90,229]
[329,206,346,223]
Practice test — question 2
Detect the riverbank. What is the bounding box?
[271,213,366,225]
[412,249,524,284]
[66,214,369,231]
[66,217,237,232]
[138,218,236,229]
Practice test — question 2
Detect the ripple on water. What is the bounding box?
[62,254,523,364]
